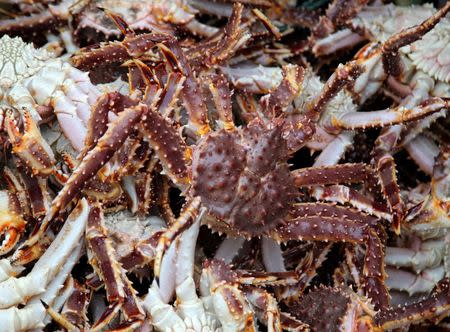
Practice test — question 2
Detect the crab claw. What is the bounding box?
[4,109,56,176]
[0,191,26,256]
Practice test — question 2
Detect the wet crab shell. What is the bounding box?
[191,119,296,237]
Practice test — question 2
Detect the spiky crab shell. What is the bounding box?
[191,119,296,237]
[287,285,375,332]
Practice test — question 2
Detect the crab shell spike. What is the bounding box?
[5,109,56,176]
[375,278,450,329]
[158,40,211,136]
[382,1,450,77]
[292,163,370,187]
[153,197,201,279]
[141,105,190,187]
[333,97,450,130]
[260,65,305,117]
[86,203,125,304]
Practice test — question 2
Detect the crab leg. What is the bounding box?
[381,1,450,77]
[277,242,333,302]
[312,184,391,220]
[0,191,26,256]
[60,281,91,329]
[292,162,371,186]
[87,203,145,329]
[375,278,450,330]
[386,266,445,295]
[208,72,235,130]
[158,40,211,135]
[2,199,88,308]
[33,103,146,241]
[372,125,404,234]
[86,203,125,307]
[332,97,449,129]
[243,285,282,332]
[404,134,440,176]
[142,102,190,187]
[274,215,389,309]
[260,65,305,118]
[4,109,56,176]
[215,237,246,263]
[153,197,202,281]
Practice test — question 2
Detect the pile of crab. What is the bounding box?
[0,0,449,331]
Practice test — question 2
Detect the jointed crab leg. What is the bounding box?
[153,197,202,280]
[332,97,450,130]
[15,103,147,256]
[158,40,211,135]
[86,202,144,330]
[381,1,450,77]
[1,199,88,309]
[292,162,371,186]
[375,278,450,330]
[274,213,388,309]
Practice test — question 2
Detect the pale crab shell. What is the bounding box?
[0,35,101,151]
[351,3,435,43]
[407,17,450,83]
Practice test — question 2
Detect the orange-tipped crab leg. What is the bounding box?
[4,109,56,176]
[0,191,26,256]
